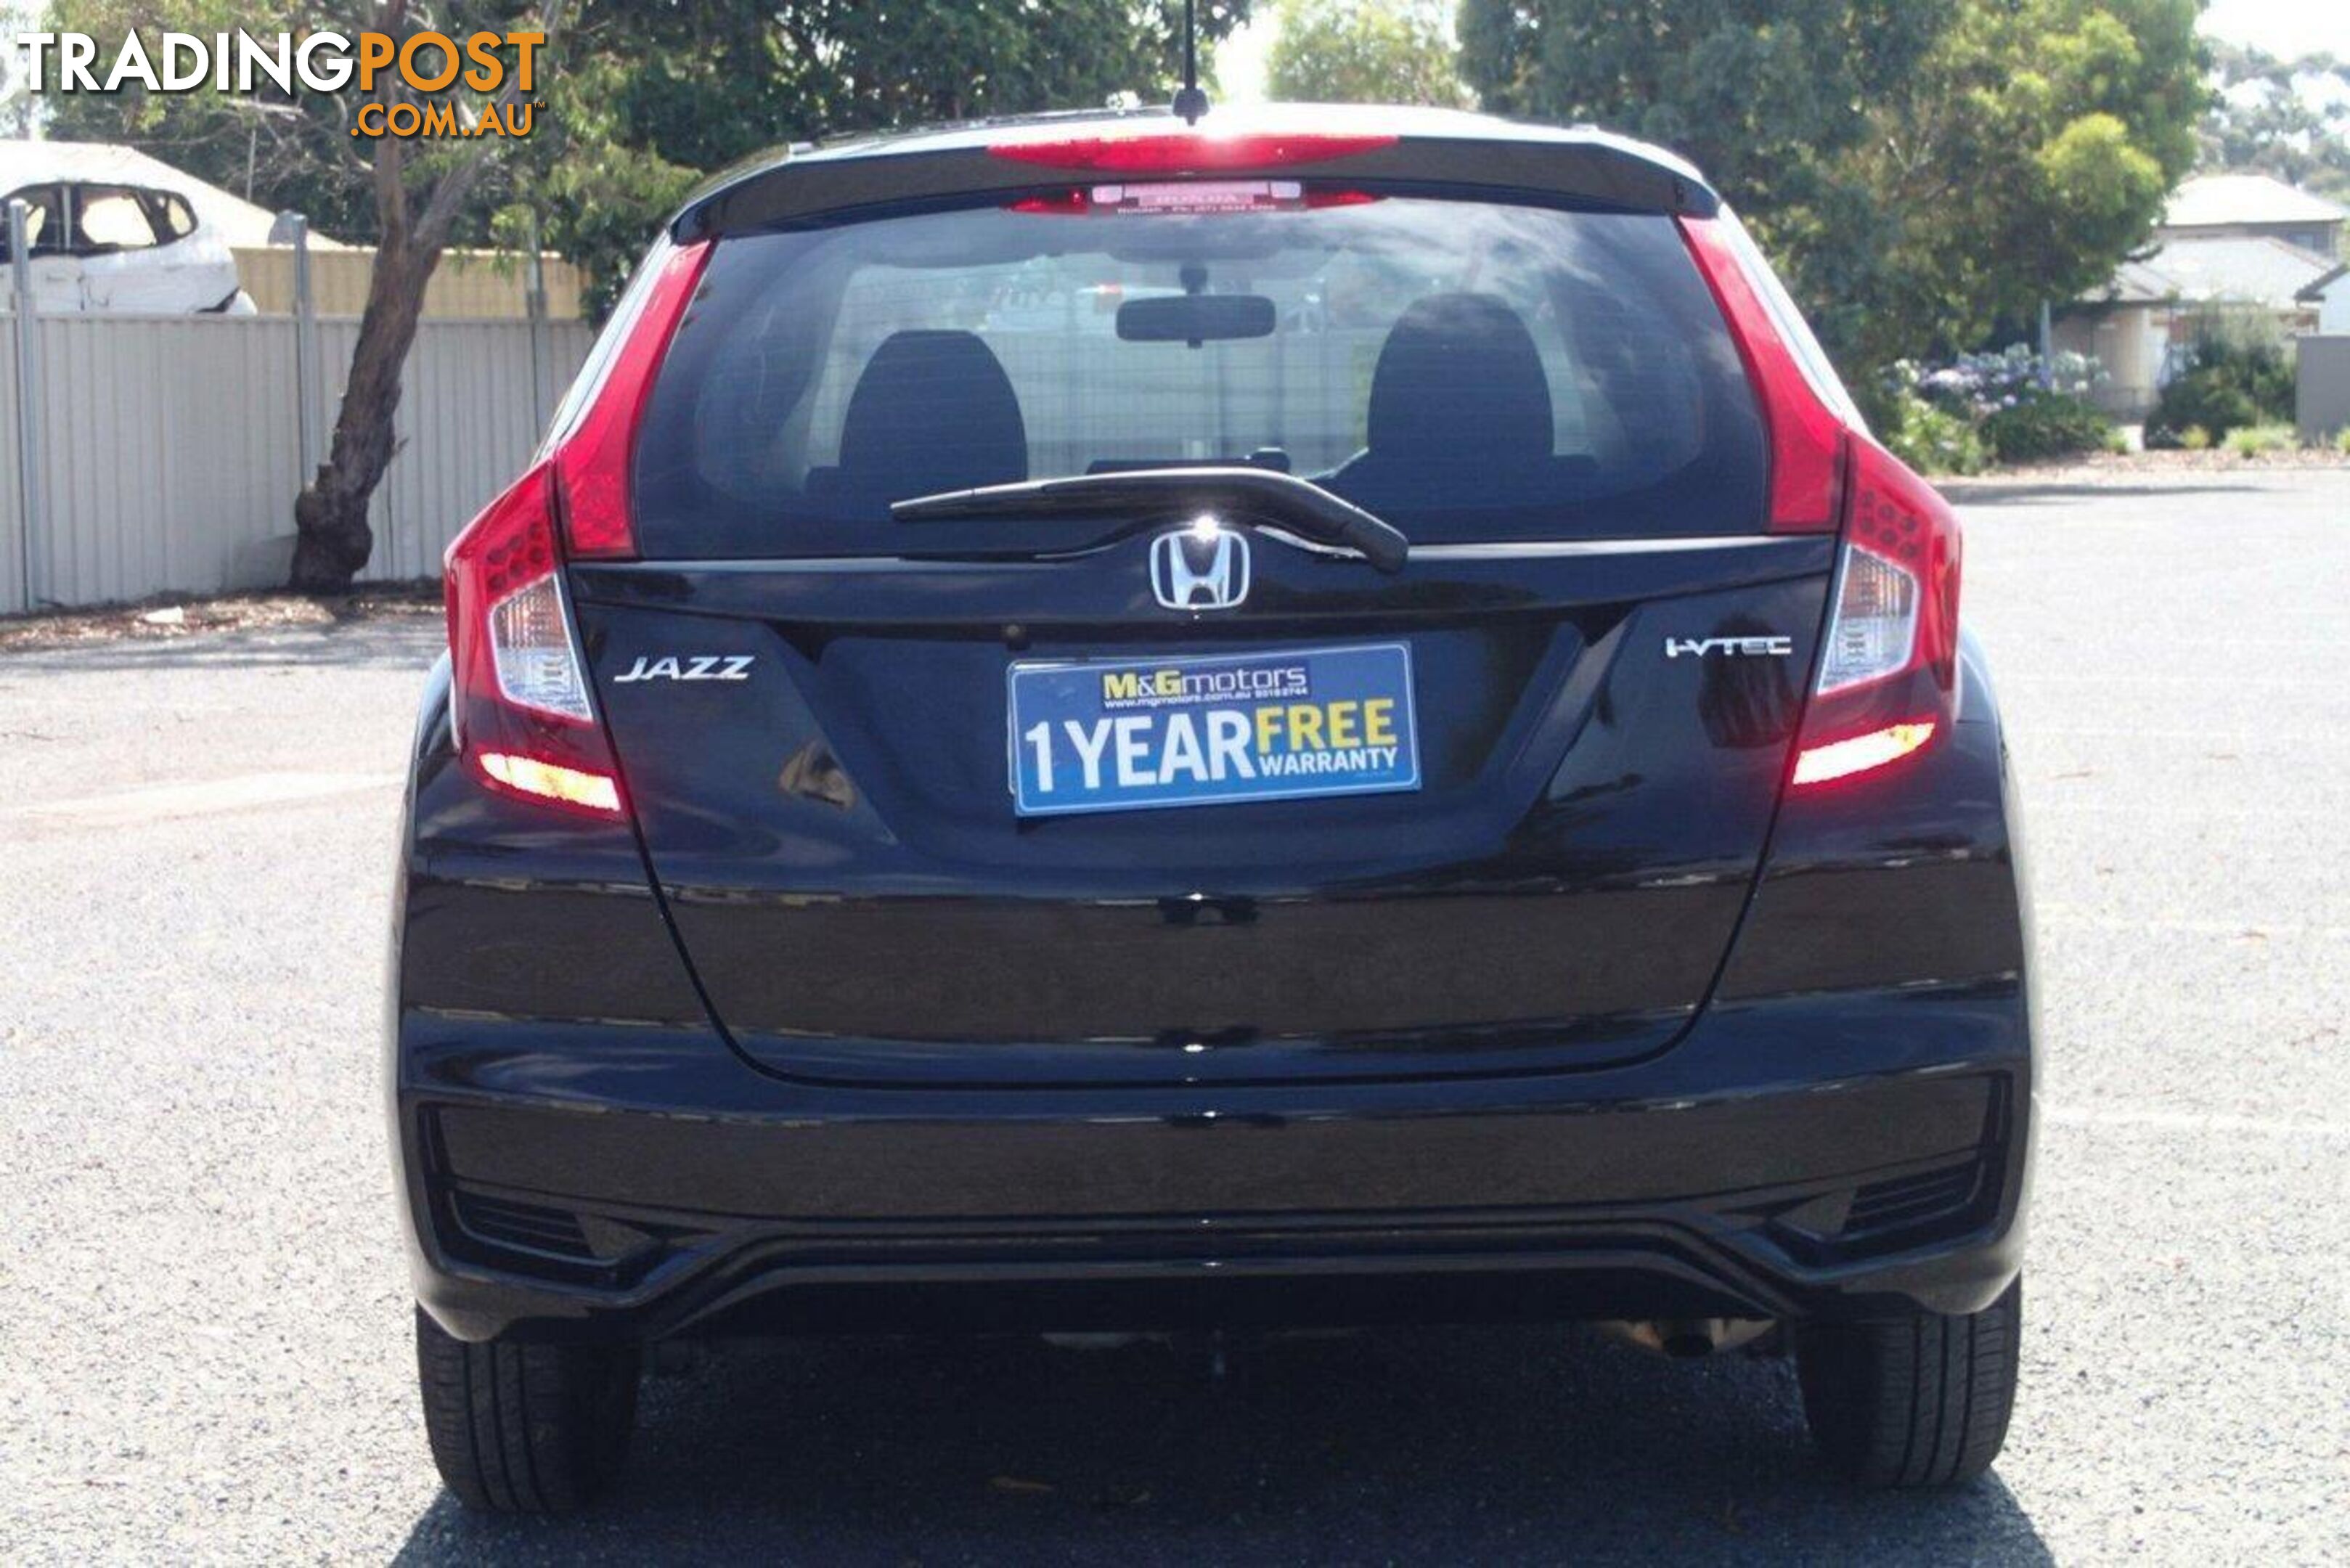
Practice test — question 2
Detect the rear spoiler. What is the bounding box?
[673,123,1720,240]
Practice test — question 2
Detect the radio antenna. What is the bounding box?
[1172,0,1210,123]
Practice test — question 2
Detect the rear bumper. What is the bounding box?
[395,979,2034,1343]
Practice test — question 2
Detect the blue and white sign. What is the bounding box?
[1008,642,1421,817]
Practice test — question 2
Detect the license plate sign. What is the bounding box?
[1009,643,1421,818]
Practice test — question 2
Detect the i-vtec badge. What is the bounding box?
[1665,635,1795,659]
[613,655,756,683]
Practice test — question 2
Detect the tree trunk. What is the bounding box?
[287,0,562,591]
[289,237,443,590]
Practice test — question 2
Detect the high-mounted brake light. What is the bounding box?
[1677,216,1845,532]
[988,131,1397,173]
[1007,181,1384,217]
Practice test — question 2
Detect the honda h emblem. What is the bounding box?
[1150,523,1251,611]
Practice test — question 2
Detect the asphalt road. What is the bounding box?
[3,470,2346,1564]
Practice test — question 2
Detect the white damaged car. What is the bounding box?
[1,142,258,315]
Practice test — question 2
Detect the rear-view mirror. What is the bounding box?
[1117,293,1276,344]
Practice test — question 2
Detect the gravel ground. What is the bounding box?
[2,469,2346,1564]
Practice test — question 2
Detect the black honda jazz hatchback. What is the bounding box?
[391,105,2033,1511]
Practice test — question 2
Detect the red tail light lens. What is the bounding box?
[443,462,624,816]
[555,239,711,558]
[1677,215,1845,532]
[1790,438,1964,789]
[1832,438,1962,694]
[439,237,716,816]
[1673,213,1960,788]
[988,131,1397,173]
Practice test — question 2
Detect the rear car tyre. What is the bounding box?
[415,1307,640,1514]
[1795,1278,2020,1488]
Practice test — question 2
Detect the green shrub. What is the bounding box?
[2337,426,2350,456]
[2178,424,2211,451]
[2147,373,2259,446]
[2145,311,2295,447]
[1880,388,1987,475]
[1978,388,2115,464]
[2222,423,2296,458]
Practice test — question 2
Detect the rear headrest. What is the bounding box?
[1365,293,1554,469]
[838,330,1027,500]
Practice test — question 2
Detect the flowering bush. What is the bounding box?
[1894,344,2105,417]
[1880,389,1988,475]
[1878,346,2116,470]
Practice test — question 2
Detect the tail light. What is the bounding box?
[440,237,710,814]
[1792,438,1963,788]
[1679,211,1961,788]
[444,464,621,814]
[1677,214,1846,532]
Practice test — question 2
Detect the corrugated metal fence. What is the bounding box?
[1,311,21,613]
[1,309,593,612]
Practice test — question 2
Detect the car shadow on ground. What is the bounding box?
[390,1324,2052,1565]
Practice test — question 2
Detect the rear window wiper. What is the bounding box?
[890,467,1411,573]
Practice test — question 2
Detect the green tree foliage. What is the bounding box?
[2199,41,2350,208]
[516,1,1254,311]
[47,3,1256,303]
[36,0,1254,584]
[1265,0,1469,107]
[1,1,41,137]
[1459,0,2204,375]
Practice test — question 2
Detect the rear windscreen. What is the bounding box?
[632,184,1767,555]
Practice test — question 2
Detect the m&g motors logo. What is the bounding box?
[9,29,545,139]
[1101,661,1310,709]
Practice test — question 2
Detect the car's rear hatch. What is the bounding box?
[568,123,1838,1087]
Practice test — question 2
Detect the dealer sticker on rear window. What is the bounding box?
[1008,643,1421,817]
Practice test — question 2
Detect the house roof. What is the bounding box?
[2162,173,2347,230]
[2301,261,2350,302]
[0,139,351,248]
[2105,255,2183,305]
[2087,234,2335,310]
